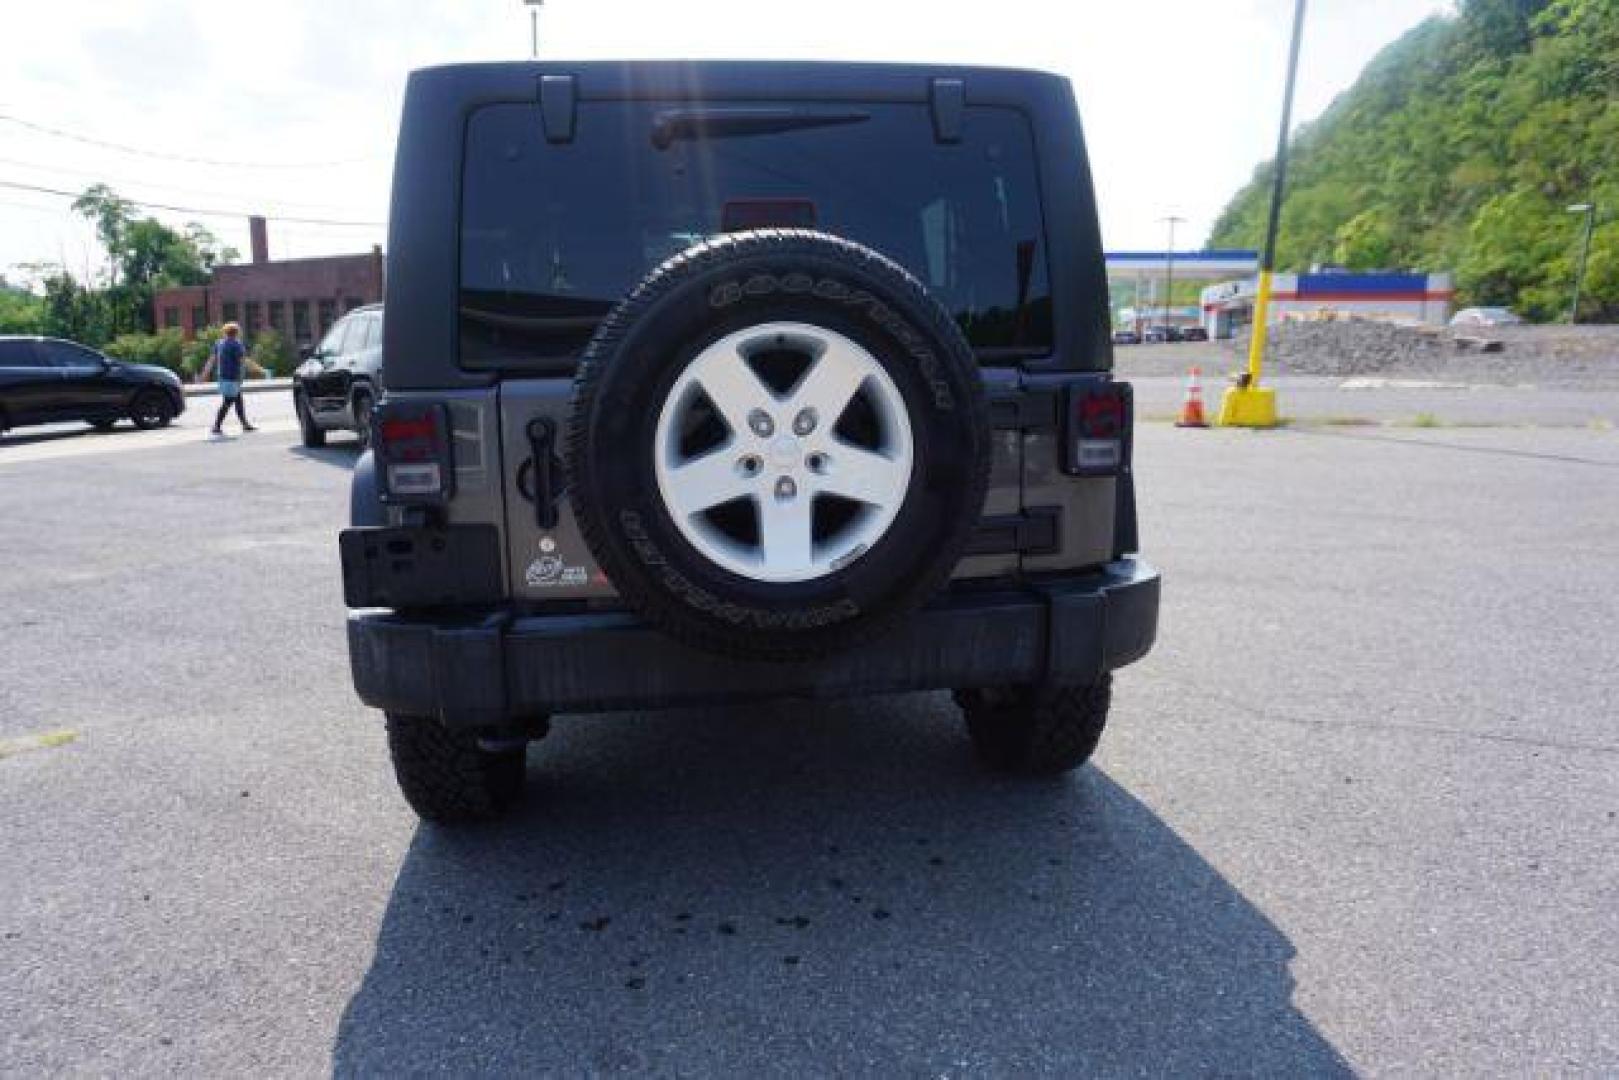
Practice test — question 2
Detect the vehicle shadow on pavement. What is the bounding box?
[287,444,364,469]
[333,693,1349,1075]
[0,424,118,448]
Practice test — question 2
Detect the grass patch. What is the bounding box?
[1405,412,1443,428]
[0,729,80,761]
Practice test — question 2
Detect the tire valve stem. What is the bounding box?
[775,476,797,500]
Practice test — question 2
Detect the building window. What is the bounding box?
[191,306,207,330]
[292,300,311,342]
[344,296,364,312]
[222,301,240,325]
[318,299,336,335]
[268,300,285,330]
[245,301,262,337]
[163,307,179,329]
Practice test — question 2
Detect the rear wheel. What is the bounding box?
[129,389,173,430]
[351,388,374,448]
[384,713,528,824]
[295,389,326,447]
[956,677,1113,776]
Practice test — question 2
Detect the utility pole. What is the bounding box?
[524,0,543,59]
[1567,202,1596,324]
[1219,0,1306,428]
[1161,215,1185,335]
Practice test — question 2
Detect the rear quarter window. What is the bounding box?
[459,101,1052,371]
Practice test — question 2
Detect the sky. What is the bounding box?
[0,0,1455,287]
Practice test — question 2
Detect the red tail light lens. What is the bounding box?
[1065,382,1131,477]
[375,401,454,504]
[379,416,437,444]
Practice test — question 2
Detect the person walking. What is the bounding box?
[198,323,263,435]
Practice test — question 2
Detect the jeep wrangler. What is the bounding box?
[341,61,1160,823]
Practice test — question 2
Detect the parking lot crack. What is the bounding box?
[1197,686,1619,757]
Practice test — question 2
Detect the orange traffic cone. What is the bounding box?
[1176,367,1209,428]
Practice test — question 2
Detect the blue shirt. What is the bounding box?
[215,338,246,381]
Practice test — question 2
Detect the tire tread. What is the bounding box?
[384,713,525,824]
[959,676,1113,775]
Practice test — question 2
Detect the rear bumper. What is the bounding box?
[347,558,1160,729]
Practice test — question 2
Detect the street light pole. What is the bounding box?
[1162,215,1185,336]
[1567,202,1596,324]
[1219,0,1306,428]
[524,0,543,59]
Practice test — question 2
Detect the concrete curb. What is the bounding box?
[184,379,292,398]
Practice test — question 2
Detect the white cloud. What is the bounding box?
[0,0,1452,282]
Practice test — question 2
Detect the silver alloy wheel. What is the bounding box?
[653,321,914,583]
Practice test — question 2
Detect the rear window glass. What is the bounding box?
[459,101,1052,370]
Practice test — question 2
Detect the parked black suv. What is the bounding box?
[342,62,1160,822]
[292,303,383,447]
[0,336,184,435]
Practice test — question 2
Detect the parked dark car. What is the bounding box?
[1142,326,1182,344]
[0,336,185,434]
[292,303,382,447]
[1112,329,1141,345]
[1180,326,1209,342]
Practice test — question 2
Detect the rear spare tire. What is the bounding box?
[569,230,990,661]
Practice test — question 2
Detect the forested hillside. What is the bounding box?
[1209,0,1617,320]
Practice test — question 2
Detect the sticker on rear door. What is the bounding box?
[526,538,588,588]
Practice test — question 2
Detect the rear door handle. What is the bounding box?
[516,416,561,529]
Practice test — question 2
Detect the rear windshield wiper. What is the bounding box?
[650,107,870,149]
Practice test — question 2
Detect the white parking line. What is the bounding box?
[0,420,299,467]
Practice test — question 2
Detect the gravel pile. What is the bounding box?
[1236,320,1451,377]
[1218,319,1619,388]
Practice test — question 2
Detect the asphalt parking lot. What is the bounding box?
[2,390,1617,1075]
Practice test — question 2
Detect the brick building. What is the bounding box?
[152,216,384,348]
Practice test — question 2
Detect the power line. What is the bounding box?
[0,113,386,170]
[0,156,383,217]
[0,178,385,228]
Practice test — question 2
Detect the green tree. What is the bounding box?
[0,276,44,334]
[250,328,294,376]
[103,328,187,375]
[1210,0,1617,320]
[39,272,114,345]
[69,184,239,337]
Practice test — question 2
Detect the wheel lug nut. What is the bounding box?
[792,407,818,436]
[775,476,797,499]
[748,409,774,437]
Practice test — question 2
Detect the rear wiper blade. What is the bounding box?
[650,107,870,149]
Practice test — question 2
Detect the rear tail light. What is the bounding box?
[1064,382,1132,478]
[375,401,454,505]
